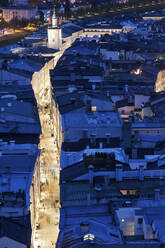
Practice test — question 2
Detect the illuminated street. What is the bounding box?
[33,177,60,248]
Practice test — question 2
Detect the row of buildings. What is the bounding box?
[53,14,165,248]
[0,83,41,247]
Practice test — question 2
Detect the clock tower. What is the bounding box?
[48,9,62,50]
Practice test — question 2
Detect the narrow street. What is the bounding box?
[33,173,60,248]
[31,61,62,248]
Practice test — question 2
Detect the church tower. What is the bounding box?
[48,9,62,50]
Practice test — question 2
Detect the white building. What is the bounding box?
[47,10,62,50]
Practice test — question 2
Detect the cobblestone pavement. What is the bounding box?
[33,176,60,248]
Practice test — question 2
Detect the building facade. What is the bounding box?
[2,6,36,22]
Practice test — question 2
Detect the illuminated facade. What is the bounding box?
[48,10,62,50]
[155,70,165,92]
[2,6,36,22]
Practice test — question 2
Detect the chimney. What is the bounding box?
[139,165,144,181]
[116,164,123,182]
[101,61,106,71]
[154,189,160,201]
[109,60,112,72]
[99,142,103,149]
[7,102,12,107]
[9,140,15,146]
[132,148,137,159]
[88,164,94,185]
[104,175,109,188]
[106,133,111,144]
[90,134,96,144]
[87,193,91,206]
[71,97,76,104]
[80,222,89,234]
[92,84,96,90]
[125,84,128,93]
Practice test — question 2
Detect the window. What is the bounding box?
[91,106,97,111]
[138,218,143,224]
[120,190,139,195]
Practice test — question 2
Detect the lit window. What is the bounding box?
[91,106,97,111]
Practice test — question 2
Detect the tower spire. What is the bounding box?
[52,8,57,28]
[47,6,62,50]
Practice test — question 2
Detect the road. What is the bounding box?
[33,174,60,248]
